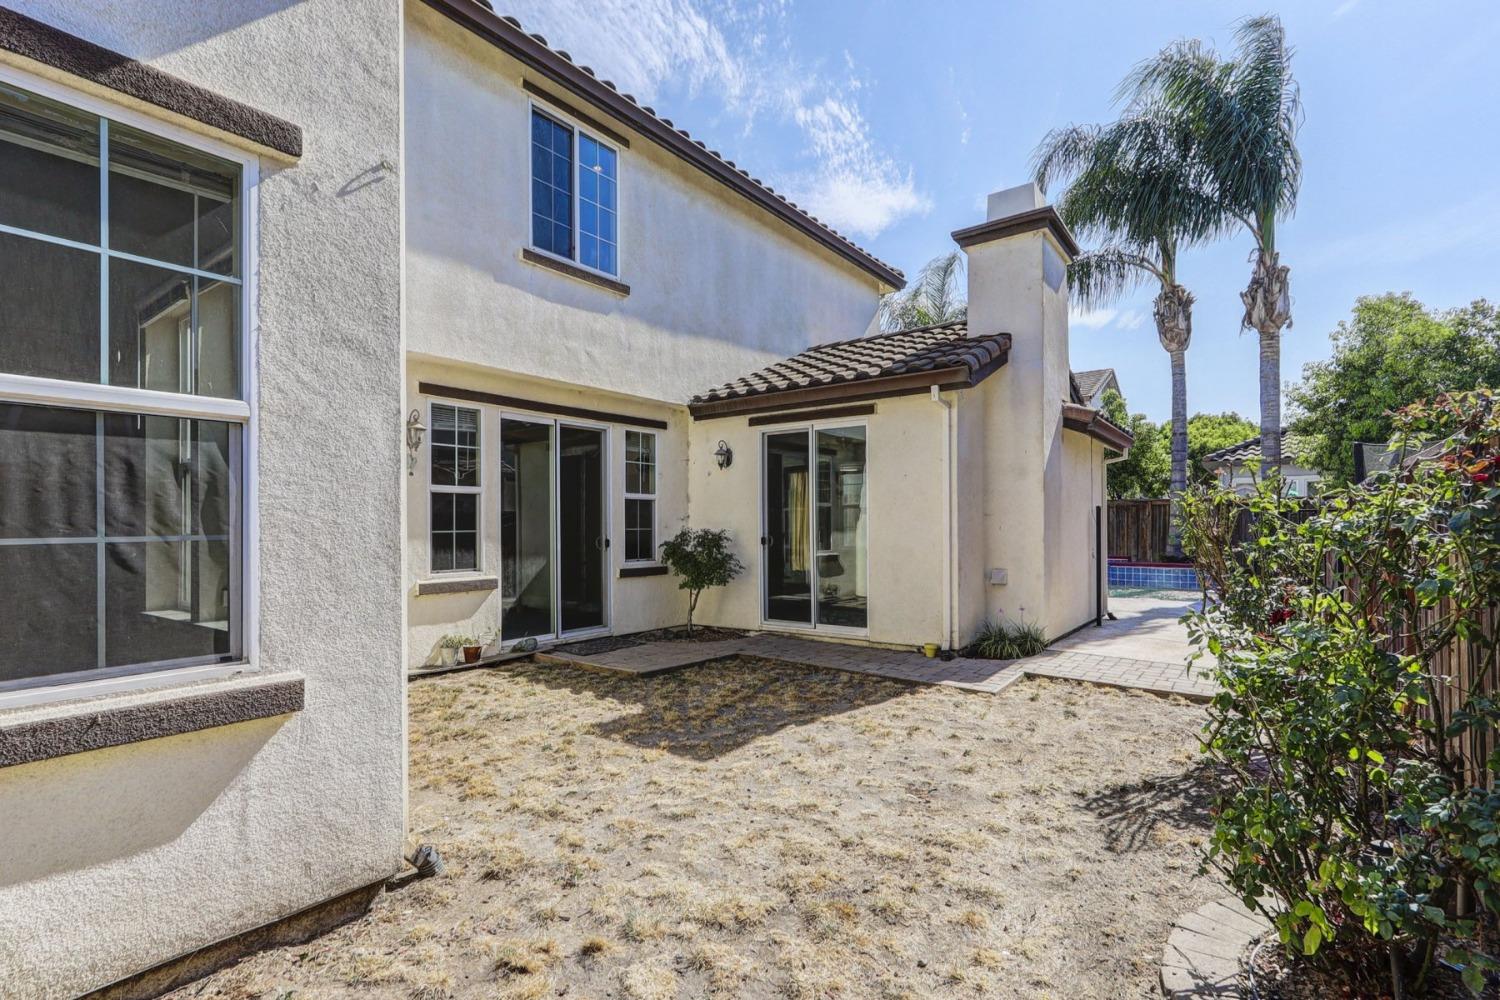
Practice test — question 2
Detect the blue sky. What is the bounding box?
[505,0,1500,422]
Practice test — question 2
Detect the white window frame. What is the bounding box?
[526,100,623,282]
[757,420,870,638]
[0,63,260,710]
[427,401,483,575]
[623,429,658,566]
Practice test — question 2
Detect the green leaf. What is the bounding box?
[1462,962,1484,996]
[1302,925,1323,955]
[1365,749,1385,765]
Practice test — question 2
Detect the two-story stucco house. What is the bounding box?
[403,0,1129,663]
[0,1,1129,996]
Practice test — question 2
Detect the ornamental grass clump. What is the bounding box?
[1180,390,1500,998]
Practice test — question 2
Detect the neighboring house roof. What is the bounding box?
[1071,368,1118,404]
[1202,429,1319,471]
[418,0,905,289]
[690,320,1009,417]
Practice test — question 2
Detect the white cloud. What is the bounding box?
[501,0,928,239]
[1070,307,1147,331]
[1331,0,1360,19]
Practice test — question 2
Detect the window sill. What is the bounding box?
[0,671,304,769]
[520,248,630,296]
[415,575,499,597]
[619,564,669,578]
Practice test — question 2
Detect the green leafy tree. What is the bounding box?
[1034,99,1223,555]
[1289,294,1500,482]
[1180,391,1500,997]
[878,251,966,332]
[657,527,745,635]
[1128,15,1302,472]
[1100,389,1170,498]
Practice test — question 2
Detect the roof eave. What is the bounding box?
[690,351,1008,421]
[417,0,905,290]
[1061,402,1134,451]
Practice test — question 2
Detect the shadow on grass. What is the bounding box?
[506,655,916,761]
[1082,760,1224,853]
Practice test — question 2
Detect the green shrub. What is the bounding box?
[657,527,745,634]
[967,618,1048,660]
[1180,390,1500,997]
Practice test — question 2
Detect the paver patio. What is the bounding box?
[541,593,1217,700]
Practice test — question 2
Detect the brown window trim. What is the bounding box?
[0,675,304,769]
[418,382,669,430]
[619,564,669,578]
[523,79,630,149]
[415,576,499,597]
[0,8,302,158]
[521,248,630,296]
[747,403,876,427]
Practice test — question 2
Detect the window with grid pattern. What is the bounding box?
[624,430,656,563]
[530,110,572,258]
[430,404,480,572]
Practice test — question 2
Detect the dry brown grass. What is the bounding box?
[166,656,1217,999]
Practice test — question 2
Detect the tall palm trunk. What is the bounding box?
[1154,283,1193,557]
[1241,247,1292,475]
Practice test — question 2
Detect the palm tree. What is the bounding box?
[1126,15,1302,473]
[1033,106,1221,554]
[879,251,966,331]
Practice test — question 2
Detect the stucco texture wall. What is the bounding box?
[0,3,407,997]
[407,360,689,666]
[401,3,884,407]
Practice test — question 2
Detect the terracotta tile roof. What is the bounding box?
[1071,368,1116,401]
[691,321,1011,408]
[423,1,904,288]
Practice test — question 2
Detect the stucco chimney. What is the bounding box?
[951,183,1082,638]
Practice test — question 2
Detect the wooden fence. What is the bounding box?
[1108,499,1173,562]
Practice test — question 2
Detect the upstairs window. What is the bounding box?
[529,108,619,277]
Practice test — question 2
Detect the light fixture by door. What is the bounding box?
[405,408,426,475]
[714,440,733,470]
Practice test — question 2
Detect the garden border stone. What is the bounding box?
[1161,896,1272,999]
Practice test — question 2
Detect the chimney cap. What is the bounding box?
[951,204,1081,260]
[986,182,1045,221]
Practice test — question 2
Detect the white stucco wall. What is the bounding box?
[0,4,407,997]
[402,3,885,406]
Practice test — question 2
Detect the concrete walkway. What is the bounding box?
[539,594,1216,700]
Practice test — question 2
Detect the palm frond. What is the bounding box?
[1067,246,1159,310]
[879,251,967,331]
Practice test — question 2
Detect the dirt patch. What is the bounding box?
[168,656,1218,999]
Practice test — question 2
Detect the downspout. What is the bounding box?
[931,385,954,651]
[1102,441,1130,623]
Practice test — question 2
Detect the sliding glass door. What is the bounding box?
[763,425,867,630]
[500,417,607,643]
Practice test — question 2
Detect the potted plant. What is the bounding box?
[437,633,465,666]
[459,634,483,664]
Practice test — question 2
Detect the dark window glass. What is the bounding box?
[0,84,99,243]
[578,134,617,275]
[109,122,239,273]
[0,401,240,686]
[430,404,479,487]
[625,497,654,562]
[431,491,477,573]
[108,259,238,398]
[0,402,96,538]
[530,110,572,257]
[0,543,98,681]
[0,230,100,382]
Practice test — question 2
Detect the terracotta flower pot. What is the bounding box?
[462,645,482,664]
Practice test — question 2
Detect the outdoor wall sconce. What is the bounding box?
[714,440,733,470]
[406,408,426,476]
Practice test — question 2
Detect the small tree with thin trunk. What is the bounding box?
[658,527,744,635]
